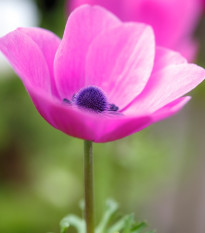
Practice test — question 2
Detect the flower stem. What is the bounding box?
[84,140,94,233]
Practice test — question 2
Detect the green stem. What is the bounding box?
[84,140,94,233]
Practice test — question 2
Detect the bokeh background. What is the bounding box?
[0,0,205,233]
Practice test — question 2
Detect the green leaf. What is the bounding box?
[96,199,118,233]
[58,199,155,233]
[60,214,85,233]
[122,214,135,233]
[131,221,147,233]
[107,215,128,233]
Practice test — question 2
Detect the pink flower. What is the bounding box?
[0,5,204,142]
[202,0,205,9]
[68,0,203,61]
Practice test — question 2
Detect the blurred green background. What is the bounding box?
[0,1,205,233]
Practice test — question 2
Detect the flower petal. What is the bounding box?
[54,5,120,99]
[151,47,187,74]
[125,49,205,114]
[26,84,151,143]
[28,87,96,141]
[0,29,51,92]
[95,115,151,143]
[17,27,61,97]
[68,0,123,18]
[68,0,202,61]
[85,23,155,109]
[19,84,190,143]
[99,96,191,142]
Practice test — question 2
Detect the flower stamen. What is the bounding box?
[63,86,119,113]
[75,86,107,112]
[63,98,71,104]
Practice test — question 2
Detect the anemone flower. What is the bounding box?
[68,0,203,61]
[0,5,204,233]
[0,5,204,143]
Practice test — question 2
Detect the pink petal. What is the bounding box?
[26,84,151,143]
[28,87,97,141]
[68,0,202,61]
[69,0,122,18]
[0,30,51,92]
[126,63,205,114]
[125,0,201,48]
[17,27,61,97]
[96,115,151,142]
[122,47,187,113]
[54,5,120,100]
[151,47,187,74]
[85,23,155,109]
[100,96,191,142]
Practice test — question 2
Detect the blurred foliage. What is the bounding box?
[59,199,155,233]
[0,1,205,233]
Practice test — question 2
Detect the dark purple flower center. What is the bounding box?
[63,86,119,113]
[75,86,107,112]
